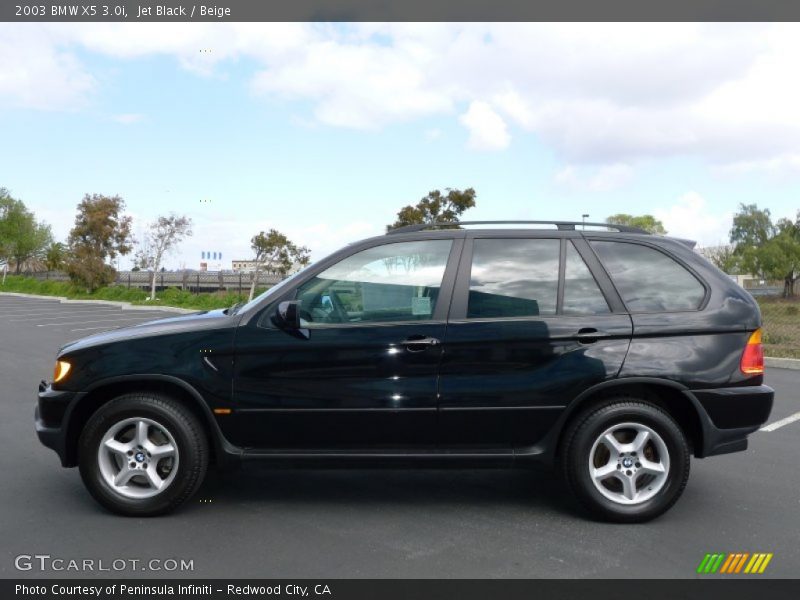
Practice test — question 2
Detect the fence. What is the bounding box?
[756,298,800,359]
[26,270,284,295]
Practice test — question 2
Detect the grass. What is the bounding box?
[0,275,270,311]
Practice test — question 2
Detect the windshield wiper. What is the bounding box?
[223,301,245,315]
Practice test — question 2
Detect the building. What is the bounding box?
[232,260,306,274]
[231,260,259,272]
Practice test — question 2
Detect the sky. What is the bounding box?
[1,22,799,269]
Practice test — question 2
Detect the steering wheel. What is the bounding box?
[325,290,349,323]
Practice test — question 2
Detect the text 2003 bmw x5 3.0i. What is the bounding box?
[35,221,774,522]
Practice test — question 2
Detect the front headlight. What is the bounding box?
[53,360,72,383]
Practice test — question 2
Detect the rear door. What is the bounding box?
[438,233,633,446]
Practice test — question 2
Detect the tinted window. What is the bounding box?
[590,241,705,312]
[563,242,610,315]
[294,240,452,325]
[468,238,559,318]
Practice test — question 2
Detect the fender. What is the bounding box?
[65,374,242,468]
[516,376,707,465]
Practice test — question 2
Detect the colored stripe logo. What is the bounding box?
[697,553,773,574]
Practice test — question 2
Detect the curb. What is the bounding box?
[765,357,800,371]
[0,292,195,314]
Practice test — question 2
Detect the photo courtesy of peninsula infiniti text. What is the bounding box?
[34,220,774,522]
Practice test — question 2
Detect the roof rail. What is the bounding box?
[386,220,650,235]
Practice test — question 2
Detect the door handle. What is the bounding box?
[575,327,609,344]
[400,336,441,352]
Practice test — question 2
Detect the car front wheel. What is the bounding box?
[78,392,208,516]
[560,398,690,523]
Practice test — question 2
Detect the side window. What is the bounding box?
[563,242,610,315]
[294,240,452,325]
[468,238,559,318]
[590,241,705,312]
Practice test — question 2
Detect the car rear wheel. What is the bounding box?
[78,392,208,516]
[560,398,690,523]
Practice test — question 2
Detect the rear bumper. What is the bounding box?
[35,382,79,467]
[687,384,774,458]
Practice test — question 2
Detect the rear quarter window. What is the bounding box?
[590,241,705,312]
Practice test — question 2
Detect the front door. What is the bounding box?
[231,238,459,448]
[438,235,632,446]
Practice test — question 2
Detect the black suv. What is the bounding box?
[35,221,774,521]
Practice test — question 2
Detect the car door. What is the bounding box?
[230,237,462,448]
[438,233,633,446]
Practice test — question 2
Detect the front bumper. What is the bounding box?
[35,381,80,467]
[687,384,774,457]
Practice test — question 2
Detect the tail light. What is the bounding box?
[740,328,764,375]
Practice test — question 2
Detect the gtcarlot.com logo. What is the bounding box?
[697,552,773,574]
[14,554,194,572]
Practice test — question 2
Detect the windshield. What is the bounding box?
[232,266,310,315]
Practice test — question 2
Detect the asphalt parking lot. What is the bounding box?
[1,294,798,579]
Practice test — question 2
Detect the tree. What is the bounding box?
[387,188,477,231]
[134,214,193,300]
[605,214,667,234]
[729,204,800,297]
[66,194,133,291]
[248,229,310,301]
[730,204,774,248]
[44,242,67,271]
[701,244,737,273]
[0,188,53,273]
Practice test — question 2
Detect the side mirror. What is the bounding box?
[277,300,301,329]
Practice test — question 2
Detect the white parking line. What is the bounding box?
[70,325,126,332]
[0,304,62,309]
[36,317,158,327]
[759,411,800,432]
[0,304,74,314]
[8,312,123,321]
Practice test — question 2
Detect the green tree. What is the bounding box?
[44,242,67,271]
[387,188,477,231]
[605,213,667,234]
[134,213,193,300]
[248,229,310,301]
[0,188,53,274]
[729,204,800,297]
[730,203,774,248]
[66,194,133,291]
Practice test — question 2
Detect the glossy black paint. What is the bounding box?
[36,226,774,469]
[231,319,445,447]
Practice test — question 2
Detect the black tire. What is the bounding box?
[78,392,208,516]
[559,398,690,523]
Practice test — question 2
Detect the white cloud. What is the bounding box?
[459,101,510,151]
[5,22,800,168]
[0,25,95,110]
[713,154,800,177]
[250,36,451,129]
[654,192,732,247]
[555,163,634,192]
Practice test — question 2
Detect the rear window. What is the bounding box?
[590,241,705,312]
[468,238,560,318]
